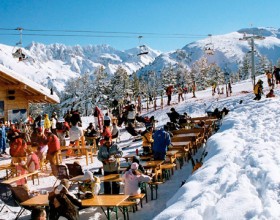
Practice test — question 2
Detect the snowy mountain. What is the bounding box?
[0,27,280,92]
[0,42,161,91]
[137,27,280,75]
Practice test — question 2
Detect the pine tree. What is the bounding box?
[240,54,251,80]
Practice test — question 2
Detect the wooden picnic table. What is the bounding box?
[21,194,129,220]
[0,163,16,179]
[99,174,123,182]
[166,150,179,164]
[171,141,192,150]
[82,195,129,220]
[60,145,96,165]
[173,133,200,138]
[2,170,40,185]
[20,194,49,207]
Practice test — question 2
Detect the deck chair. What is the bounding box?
[53,164,70,187]
[10,185,33,220]
[125,123,142,141]
[0,183,18,214]
[66,163,84,179]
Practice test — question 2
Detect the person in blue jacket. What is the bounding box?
[152,128,171,160]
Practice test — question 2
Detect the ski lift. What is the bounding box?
[137,36,149,56]
[204,34,214,55]
[12,27,27,61]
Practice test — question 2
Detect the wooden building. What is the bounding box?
[0,65,60,123]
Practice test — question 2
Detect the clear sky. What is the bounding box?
[1,0,280,52]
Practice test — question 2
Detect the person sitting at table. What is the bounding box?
[126,156,145,173]
[141,126,154,155]
[85,122,100,146]
[167,107,180,124]
[122,162,152,196]
[26,147,40,173]
[31,207,47,220]
[15,158,28,186]
[194,120,205,128]
[68,121,85,156]
[111,122,119,140]
[97,136,123,194]
[74,170,101,197]
[48,181,82,220]
[152,127,171,160]
[34,128,49,165]
[99,124,112,146]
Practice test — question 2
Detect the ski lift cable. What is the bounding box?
[0,33,207,40]
[0,26,209,38]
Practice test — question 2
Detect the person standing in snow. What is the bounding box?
[166,85,173,106]
[253,79,263,100]
[152,128,171,160]
[93,106,104,131]
[177,86,184,102]
[273,66,280,85]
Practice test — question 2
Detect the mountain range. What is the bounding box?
[0,27,279,92]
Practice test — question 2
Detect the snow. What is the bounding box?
[1,74,280,220]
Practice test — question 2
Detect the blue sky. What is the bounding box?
[0,0,280,52]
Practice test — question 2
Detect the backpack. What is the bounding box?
[56,122,65,131]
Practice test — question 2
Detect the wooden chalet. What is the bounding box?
[0,64,60,122]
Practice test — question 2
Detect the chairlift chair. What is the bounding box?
[11,27,28,61]
[204,44,214,55]
[137,36,149,56]
[204,34,214,55]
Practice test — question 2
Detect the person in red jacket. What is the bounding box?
[166,85,174,106]
[26,147,40,173]
[100,125,112,146]
[46,131,60,174]
[9,132,27,159]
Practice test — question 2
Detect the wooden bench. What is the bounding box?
[2,170,40,185]
[160,163,176,180]
[128,193,146,210]
[148,182,163,200]
[119,200,137,219]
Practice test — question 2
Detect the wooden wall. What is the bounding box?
[0,88,29,122]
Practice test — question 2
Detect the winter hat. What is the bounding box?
[131,162,139,170]
[81,171,94,181]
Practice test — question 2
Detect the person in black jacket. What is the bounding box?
[167,108,180,124]
[48,181,82,220]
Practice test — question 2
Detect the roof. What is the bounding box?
[0,64,60,104]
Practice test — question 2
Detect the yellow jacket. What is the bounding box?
[142,131,153,147]
[44,114,51,129]
[254,84,260,95]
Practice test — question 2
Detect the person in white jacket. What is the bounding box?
[122,162,152,196]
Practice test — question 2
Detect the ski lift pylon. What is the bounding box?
[204,34,214,55]
[137,36,148,56]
